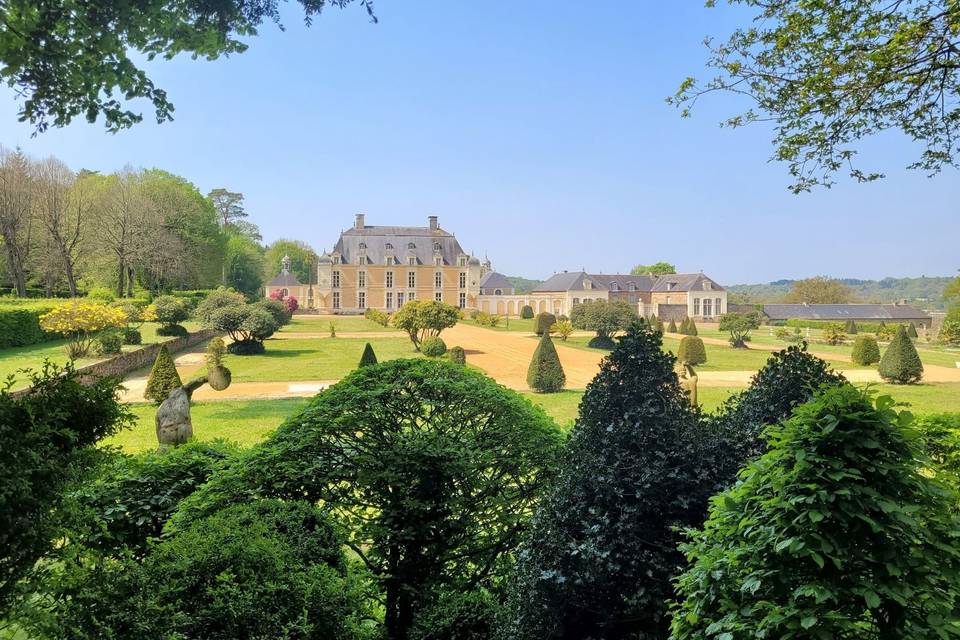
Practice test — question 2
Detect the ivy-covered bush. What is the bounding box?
[520,305,534,319]
[672,386,960,640]
[534,312,557,336]
[677,335,707,365]
[421,336,448,357]
[359,342,378,367]
[448,345,466,366]
[851,334,881,365]
[144,344,182,404]
[879,325,924,384]
[527,332,565,392]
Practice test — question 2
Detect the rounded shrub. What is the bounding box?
[227,339,265,355]
[534,312,557,337]
[448,346,466,366]
[879,325,924,384]
[677,335,707,365]
[587,335,616,350]
[421,336,447,357]
[122,327,142,345]
[144,344,182,404]
[93,330,124,356]
[851,334,881,365]
[527,332,565,392]
[359,342,378,367]
[156,323,189,337]
[520,305,534,320]
[152,295,190,328]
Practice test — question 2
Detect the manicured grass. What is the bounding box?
[108,398,310,453]
[459,318,536,333]
[285,315,398,333]
[521,390,584,429]
[224,336,422,382]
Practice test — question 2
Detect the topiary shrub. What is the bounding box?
[551,319,574,341]
[227,339,265,355]
[520,305,534,319]
[527,332,565,392]
[686,317,698,336]
[534,312,557,336]
[672,386,960,640]
[821,321,847,345]
[144,344,182,404]
[851,334,881,365]
[421,336,448,357]
[879,325,924,384]
[359,342,378,367]
[677,336,707,365]
[667,319,678,333]
[156,323,189,337]
[907,321,919,338]
[448,346,466,366]
[121,327,142,345]
[587,335,616,349]
[92,330,123,356]
[679,317,690,335]
[151,296,190,335]
[204,338,231,391]
[845,319,858,334]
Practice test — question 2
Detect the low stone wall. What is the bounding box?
[77,329,219,383]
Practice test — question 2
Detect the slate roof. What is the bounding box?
[762,304,930,321]
[587,273,656,292]
[268,273,302,287]
[650,273,724,292]
[533,271,595,292]
[533,271,724,293]
[479,271,513,292]
[334,224,468,266]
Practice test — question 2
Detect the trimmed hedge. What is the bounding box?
[677,336,707,365]
[422,337,448,357]
[785,318,917,334]
[851,335,881,365]
[527,332,565,392]
[520,305,534,319]
[0,307,54,348]
[879,326,924,384]
[448,346,466,366]
[534,312,557,336]
[359,342,378,367]
[144,344,182,404]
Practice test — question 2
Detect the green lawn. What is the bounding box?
[225,336,422,382]
[0,321,201,389]
[285,315,398,333]
[522,390,584,429]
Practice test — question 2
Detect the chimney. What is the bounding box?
[355,213,365,229]
[428,215,438,230]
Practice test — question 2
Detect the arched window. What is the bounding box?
[494,289,502,295]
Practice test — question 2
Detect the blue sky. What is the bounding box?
[0,1,956,284]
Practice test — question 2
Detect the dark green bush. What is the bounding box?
[156,323,188,337]
[879,325,924,384]
[587,335,616,349]
[677,336,707,365]
[92,330,124,356]
[410,589,499,640]
[534,312,557,336]
[448,346,466,366]
[121,327,142,345]
[152,295,190,328]
[227,339,266,355]
[144,344,182,404]
[672,386,960,640]
[421,336,448,357]
[0,307,54,348]
[520,305,534,319]
[527,332,565,392]
[851,334,881,365]
[358,342,378,367]
[678,317,689,334]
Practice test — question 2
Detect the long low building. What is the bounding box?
[762,303,932,328]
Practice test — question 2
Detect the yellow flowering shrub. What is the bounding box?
[142,304,158,322]
[40,302,128,359]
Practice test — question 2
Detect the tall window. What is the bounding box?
[408,257,416,265]
[693,298,700,316]
[459,272,466,288]
[408,292,416,301]
[435,292,443,302]
[715,297,722,315]
[386,271,394,288]
[459,292,466,309]
[397,292,405,307]
[358,292,366,309]
[386,292,393,309]
[703,298,712,317]
[408,271,416,288]
[332,292,340,309]
[435,272,443,288]
[358,271,366,288]
[332,271,340,288]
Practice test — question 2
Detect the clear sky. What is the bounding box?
[0,2,956,284]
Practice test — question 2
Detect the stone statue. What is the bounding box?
[675,361,699,407]
[155,338,231,447]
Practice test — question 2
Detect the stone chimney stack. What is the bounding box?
[428,215,438,230]
[355,213,365,229]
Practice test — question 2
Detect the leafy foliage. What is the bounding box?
[391,300,462,351]
[144,344,182,404]
[630,262,676,275]
[677,336,707,365]
[92,329,123,355]
[175,359,563,640]
[410,588,499,640]
[527,333,566,393]
[879,325,924,384]
[851,334,881,366]
[194,287,247,323]
[421,336,448,357]
[820,322,847,345]
[448,346,466,366]
[263,239,318,284]
[719,311,759,348]
[940,314,960,346]
[0,362,131,615]
[520,305,534,319]
[365,308,390,327]
[782,277,856,303]
[151,295,190,327]
[359,342,378,367]
[550,319,574,341]
[570,299,637,339]
[224,235,265,297]
[671,386,960,639]
[204,300,280,354]
[502,322,718,639]
[534,312,557,337]
[39,301,127,357]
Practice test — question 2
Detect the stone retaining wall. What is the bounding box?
[75,329,219,383]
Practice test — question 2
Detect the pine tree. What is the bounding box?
[851,334,881,365]
[687,318,698,336]
[358,342,378,367]
[526,332,565,392]
[504,322,714,639]
[879,325,924,384]
[667,319,678,333]
[144,344,182,404]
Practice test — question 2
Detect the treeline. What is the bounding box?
[729,275,955,309]
[0,147,307,300]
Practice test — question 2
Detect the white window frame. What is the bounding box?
[358,292,366,310]
[408,271,416,288]
[332,291,340,309]
[386,271,394,288]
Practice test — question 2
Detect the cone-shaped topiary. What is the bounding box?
[687,318,698,336]
[907,321,919,338]
[879,325,924,384]
[851,334,881,365]
[845,319,858,334]
[526,332,565,392]
[667,319,678,333]
[359,342,378,367]
[534,312,557,337]
[679,317,690,335]
[448,345,466,366]
[145,344,182,404]
[672,386,960,640]
[677,336,707,365]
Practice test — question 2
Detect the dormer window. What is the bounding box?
[628,283,636,292]
[667,282,677,291]
[408,242,416,249]
[408,256,416,265]
[434,256,443,266]
[385,242,393,250]
[359,242,367,250]
[433,242,441,252]
[610,282,620,291]
[458,257,467,267]
[702,281,712,291]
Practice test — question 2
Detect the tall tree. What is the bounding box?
[672,1,960,192]
[263,238,317,284]
[207,188,247,230]
[0,0,376,132]
[782,276,856,304]
[630,261,676,275]
[33,157,82,296]
[0,148,35,296]
[223,235,265,297]
[87,170,150,298]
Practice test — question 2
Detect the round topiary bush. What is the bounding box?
[587,335,616,350]
[227,340,266,355]
[156,324,189,338]
[677,336,707,365]
[527,333,565,392]
[122,327,142,345]
[851,334,881,365]
[448,346,466,366]
[535,312,557,337]
[879,325,924,384]
[144,344,182,404]
[520,305,534,319]
[93,330,124,356]
[421,336,447,357]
